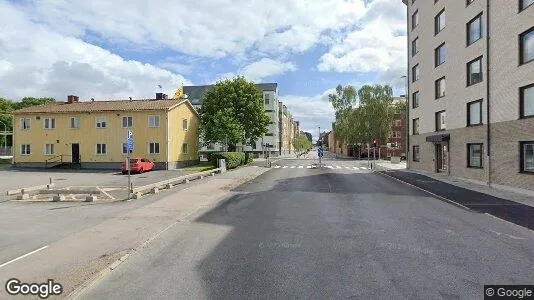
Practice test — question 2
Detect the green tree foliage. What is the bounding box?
[294,134,312,152]
[200,76,270,151]
[12,97,57,110]
[330,84,397,149]
[302,131,313,144]
[329,84,357,121]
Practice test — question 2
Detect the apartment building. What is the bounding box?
[12,94,200,169]
[404,0,534,193]
[279,103,300,155]
[183,83,281,156]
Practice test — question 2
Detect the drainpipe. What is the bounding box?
[486,0,492,187]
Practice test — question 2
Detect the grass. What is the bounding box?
[182,162,215,174]
[0,158,11,168]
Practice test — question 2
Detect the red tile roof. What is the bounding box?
[13,99,190,114]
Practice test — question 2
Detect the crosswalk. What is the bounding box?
[273,165,370,170]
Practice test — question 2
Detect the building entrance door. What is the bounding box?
[435,143,448,173]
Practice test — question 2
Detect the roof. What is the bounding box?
[13,98,198,115]
[183,83,278,106]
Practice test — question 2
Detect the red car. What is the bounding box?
[121,158,154,174]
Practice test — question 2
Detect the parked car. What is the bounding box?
[121,158,154,174]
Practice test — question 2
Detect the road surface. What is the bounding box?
[79,156,534,299]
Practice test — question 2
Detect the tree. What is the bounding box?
[12,97,56,110]
[329,84,357,143]
[302,131,313,144]
[294,134,312,152]
[200,76,270,151]
[0,98,14,147]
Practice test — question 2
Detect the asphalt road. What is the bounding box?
[79,157,534,299]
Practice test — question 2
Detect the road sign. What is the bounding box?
[127,130,133,139]
[126,138,134,151]
[317,147,324,157]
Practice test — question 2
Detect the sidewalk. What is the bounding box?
[0,164,270,298]
[378,169,534,231]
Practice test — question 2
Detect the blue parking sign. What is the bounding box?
[317,148,324,157]
[127,138,134,151]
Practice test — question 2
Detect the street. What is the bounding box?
[78,156,534,299]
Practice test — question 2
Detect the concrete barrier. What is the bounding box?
[39,189,102,202]
[130,167,222,199]
[8,183,54,197]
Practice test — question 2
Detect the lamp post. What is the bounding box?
[401,75,409,170]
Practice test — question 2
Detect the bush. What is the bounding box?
[210,152,246,169]
[244,152,254,164]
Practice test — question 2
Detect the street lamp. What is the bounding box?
[401,75,409,169]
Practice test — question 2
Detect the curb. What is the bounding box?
[376,171,472,211]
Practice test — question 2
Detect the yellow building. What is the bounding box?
[12,95,199,169]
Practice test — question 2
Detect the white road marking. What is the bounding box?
[274,165,281,169]
[290,166,296,169]
[0,245,49,269]
[326,166,333,169]
[306,166,312,169]
[335,166,342,169]
[97,186,115,200]
[353,167,359,170]
[298,166,304,169]
[283,166,289,169]
[345,166,351,169]
[360,167,368,170]
[505,234,526,240]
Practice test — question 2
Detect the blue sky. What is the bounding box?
[0,0,407,139]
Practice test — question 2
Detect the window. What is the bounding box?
[148,115,160,128]
[412,10,419,30]
[520,141,534,173]
[207,143,215,150]
[520,84,534,118]
[412,64,420,82]
[467,13,483,45]
[96,144,107,155]
[435,110,446,131]
[44,143,55,155]
[467,100,483,126]
[413,146,420,162]
[520,0,534,11]
[435,43,447,67]
[149,142,160,154]
[467,0,474,6]
[412,37,419,56]
[392,131,401,138]
[70,117,79,129]
[183,119,188,131]
[122,143,132,154]
[434,9,445,35]
[44,118,56,129]
[412,118,420,135]
[435,77,446,99]
[519,27,534,65]
[182,143,188,154]
[264,94,270,105]
[21,144,30,155]
[21,118,30,130]
[96,117,107,128]
[412,91,420,108]
[467,143,483,168]
[122,116,133,128]
[467,56,483,86]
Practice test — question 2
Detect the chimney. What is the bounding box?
[67,95,79,104]
[155,93,168,100]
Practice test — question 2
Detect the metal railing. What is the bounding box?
[45,155,63,168]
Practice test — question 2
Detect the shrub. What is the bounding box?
[210,152,246,169]
[244,152,254,164]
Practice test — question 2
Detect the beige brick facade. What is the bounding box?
[404,0,534,192]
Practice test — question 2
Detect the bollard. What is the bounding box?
[199,175,204,179]
[166,183,173,189]
[151,187,159,194]
[185,179,190,183]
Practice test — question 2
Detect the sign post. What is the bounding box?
[126,130,133,200]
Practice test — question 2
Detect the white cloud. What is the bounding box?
[317,0,407,82]
[19,0,367,59]
[0,2,190,101]
[240,58,297,82]
[281,89,336,141]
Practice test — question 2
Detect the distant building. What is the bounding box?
[12,94,200,169]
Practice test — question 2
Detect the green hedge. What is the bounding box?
[210,152,246,169]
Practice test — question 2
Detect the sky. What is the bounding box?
[0,0,407,140]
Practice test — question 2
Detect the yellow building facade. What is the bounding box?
[12,95,199,169]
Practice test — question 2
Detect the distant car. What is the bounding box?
[121,158,154,174]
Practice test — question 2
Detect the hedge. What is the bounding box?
[210,152,246,169]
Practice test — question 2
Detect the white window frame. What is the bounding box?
[148,115,160,128]
[149,142,160,154]
[21,144,31,155]
[44,117,56,129]
[70,117,79,129]
[96,143,107,155]
[21,118,31,130]
[44,143,55,156]
[96,117,107,128]
[122,116,133,128]
[183,119,188,131]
